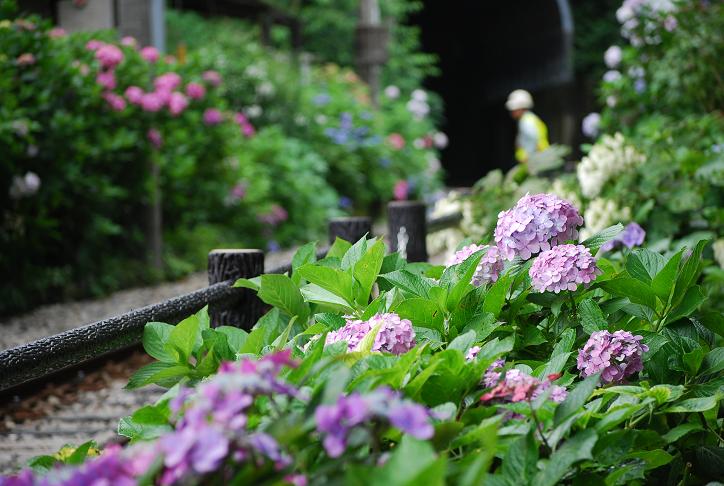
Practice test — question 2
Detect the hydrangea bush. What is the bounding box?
[4,194,720,485]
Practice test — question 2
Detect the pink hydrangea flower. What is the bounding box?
[147,128,162,149]
[202,70,222,86]
[185,82,206,100]
[140,46,160,62]
[388,133,405,150]
[103,92,126,111]
[95,44,123,69]
[96,70,116,90]
[241,122,256,138]
[326,313,415,355]
[446,244,504,286]
[48,27,66,38]
[483,359,506,388]
[16,53,35,66]
[393,180,409,200]
[167,92,188,116]
[85,39,104,51]
[120,36,136,47]
[529,244,601,293]
[465,346,481,361]
[481,369,567,404]
[124,86,144,105]
[494,193,584,261]
[154,72,182,92]
[203,108,223,126]
[577,330,648,383]
[140,92,164,112]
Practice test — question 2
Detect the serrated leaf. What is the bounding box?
[353,239,385,305]
[582,224,624,255]
[258,274,308,320]
[578,298,607,334]
[142,322,176,363]
[554,373,600,427]
[625,249,665,284]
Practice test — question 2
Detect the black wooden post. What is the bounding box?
[328,216,373,244]
[388,201,428,262]
[208,249,264,329]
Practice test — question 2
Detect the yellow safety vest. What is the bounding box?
[515,111,549,163]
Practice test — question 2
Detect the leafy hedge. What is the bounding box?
[1,6,443,314]
[4,193,721,484]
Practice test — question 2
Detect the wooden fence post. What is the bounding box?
[328,216,373,244]
[208,249,264,329]
[388,201,427,262]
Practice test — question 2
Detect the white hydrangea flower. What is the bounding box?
[579,198,632,240]
[577,133,645,198]
[384,85,400,99]
[604,46,622,68]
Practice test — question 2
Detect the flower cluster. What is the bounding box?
[325,313,416,355]
[579,198,632,240]
[577,330,648,383]
[324,113,379,147]
[576,133,645,198]
[617,0,677,46]
[258,204,288,226]
[315,387,434,457]
[9,172,41,199]
[407,89,430,120]
[445,244,504,286]
[581,112,601,138]
[601,222,646,252]
[481,368,567,404]
[494,193,584,261]
[529,244,601,293]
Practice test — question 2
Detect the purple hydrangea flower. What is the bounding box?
[326,313,416,355]
[483,358,506,388]
[577,330,649,383]
[494,194,584,261]
[529,244,601,293]
[601,222,646,253]
[315,387,434,458]
[465,346,481,361]
[446,244,504,286]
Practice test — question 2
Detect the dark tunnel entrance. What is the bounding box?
[414,0,576,186]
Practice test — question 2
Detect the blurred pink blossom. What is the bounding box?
[147,128,162,149]
[140,46,160,63]
[202,70,222,87]
[124,86,144,105]
[388,133,405,150]
[95,44,123,69]
[167,92,188,116]
[96,70,116,90]
[16,53,36,66]
[242,122,256,138]
[48,27,66,38]
[203,108,223,125]
[154,72,182,92]
[85,39,104,51]
[120,36,137,47]
[140,92,164,112]
[103,92,126,111]
[393,180,409,200]
[185,82,206,100]
[229,182,248,201]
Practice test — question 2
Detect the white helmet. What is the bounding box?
[505,89,533,111]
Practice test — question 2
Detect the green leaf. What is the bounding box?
[682,348,705,376]
[353,239,385,304]
[327,237,352,259]
[165,313,201,364]
[663,285,706,325]
[118,415,171,442]
[672,240,708,305]
[369,436,445,486]
[625,249,665,284]
[380,270,433,298]
[661,395,720,413]
[554,373,600,427]
[142,322,176,363]
[448,330,476,353]
[578,298,607,334]
[380,252,406,274]
[626,449,673,470]
[534,429,598,486]
[300,284,354,312]
[126,362,190,389]
[315,312,346,330]
[215,326,248,353]
[394,298,445,332]
[233,276,261,290]
[297,264,355,305]
[258,274,308,320]
[341,235,368,271]
[581,223,624,255]
[699,347,724,377]
[651,249,684,302]
[291,241,317,275]
[482,273,512,317]
[500,432,539,483]
[662,423,703,443]
[600,277,657,310]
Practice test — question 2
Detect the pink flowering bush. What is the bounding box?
[577,330,648,383]
[325,313,416,355]
[445,244,504,286]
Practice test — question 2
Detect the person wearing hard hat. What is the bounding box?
[505,89,550,164]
